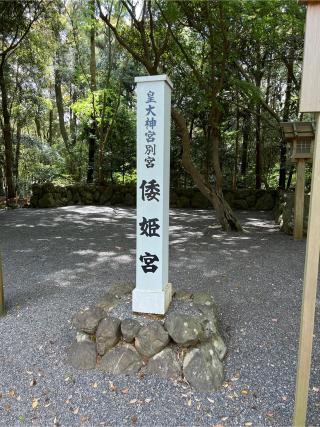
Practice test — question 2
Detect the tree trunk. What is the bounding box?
[241,110,250,176]
[255,103,262,189]
[48,109,53,145]
[279,55,294,189]
[14,120,22,195]
[0,62,15,200]
[35,116,41,139]
[172,108,242,232]
[87,0,97,184]
[54,68,69,150]
[232,108,240,191]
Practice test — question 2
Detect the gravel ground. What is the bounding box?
[0,206,319,427]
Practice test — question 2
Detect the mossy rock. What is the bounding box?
[41,182,55,193]
[38,193,56,208]
[110,193,123,205]
[223,191,235,206]
[236,189,252,198]
[246,194,256,208]
[233,199,248,210]
[176,196,190,208]
[31,184,42,196]
[124,193,135,206]
[191,192,209,209]
[170,192,178,207]
[30,194,39,207]
[255,193,274,210]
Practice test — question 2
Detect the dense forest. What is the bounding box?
[0,0,309,229]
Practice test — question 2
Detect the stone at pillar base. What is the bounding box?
[132,283,172,315]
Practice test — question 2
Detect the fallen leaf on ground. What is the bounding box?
[4,404,11,412]
[91,382,98,389]
[282,395,288,401]
[244,422,252,426]
[131,415,138,424]
[32,398,39,409]
[72,407,80,415]
[121,387,129,394]
[108,381,117,392]
[8,389,16,397]
[312,387,319,392]
[30,379,37,387]
[145,398,152,403]
[207,397,215,404]
[241,389,249,395]
[129,399,137,404]
[187,398,192,406]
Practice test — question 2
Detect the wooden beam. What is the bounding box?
[300,3,320,112]
[0,251,5,316]
[293,112,320,426]
[294,159,306,240]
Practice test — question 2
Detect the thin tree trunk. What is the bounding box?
[232,108,240,191]
[172,108,242,232]
[0,62,15,200]
[241,112,249,177]
[48,109,53,145]
[35,116,41,139]
[54,68,69,150]
[255,103,262,189]
[279,54,294,189]
[14,120,22,195]
[87,0,97,184]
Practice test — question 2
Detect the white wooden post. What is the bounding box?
[293,113,320,426]
[132,75,173,315]
[293,1,320,424]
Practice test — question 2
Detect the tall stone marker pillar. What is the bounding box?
[132,75,173,315]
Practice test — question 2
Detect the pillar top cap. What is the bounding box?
[134,74,173,89]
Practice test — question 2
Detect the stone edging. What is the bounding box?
[67,284,227,392]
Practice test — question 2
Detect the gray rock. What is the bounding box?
[164,313,205,346]
[96,292,119,311]
[96,317,121,355]
[109,283,135,298]
[121,318,141,343]
[174,290,193,301]
[255,192,274,210]
[135,322,169,358]
[72,306,105,334]
[146,348,181,379]
[67,341,96,370]
[199,305,221,340]
[193,291,216,308]
[76,332,91,343]
[210,333,227,360]
[99,344,142,375]
[183,343,224,391]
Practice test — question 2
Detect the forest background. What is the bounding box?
[0,0,310,230]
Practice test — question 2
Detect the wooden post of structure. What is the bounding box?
[293,0,320,424]
[0,252,5,316]
[294,159,306,240]
[293,113,320,426]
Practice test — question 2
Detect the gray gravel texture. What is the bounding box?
[0,206,319,426]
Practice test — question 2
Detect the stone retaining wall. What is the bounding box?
[30,182,278,211]
[276,192,310,236]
